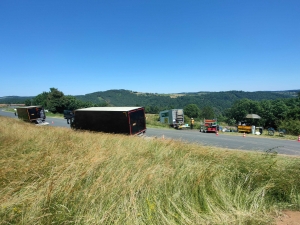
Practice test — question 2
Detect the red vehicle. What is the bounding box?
[200,119,218,133]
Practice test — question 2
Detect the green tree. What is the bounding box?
[201,106,215,119]
[24,99,31,106]
[226,99,260,123]
[278,119,300,135]
[272,100,288,120]
[144,106,151,113]
[150,105,160,114]
[257,100,275,127]
[287,98,300,120]
[33,92,49,108]
[184,104,201,118]
[47,88,65,113]
[58,95,95,112]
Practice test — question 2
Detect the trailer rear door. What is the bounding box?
[129,108,146,135]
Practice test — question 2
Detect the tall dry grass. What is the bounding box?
[145,114,170,128]
[0,116,300,224]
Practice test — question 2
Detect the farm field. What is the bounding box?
[0,116,300,224]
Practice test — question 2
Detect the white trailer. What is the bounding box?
[159,109,188,129]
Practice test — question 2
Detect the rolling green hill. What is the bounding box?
[74,89,298,115]
[0,96,34,104]
[1,89,299,116]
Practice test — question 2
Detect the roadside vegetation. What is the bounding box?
[1,116,300,224]
[2,106,64,118]
[145,114,299,141]
[145,114,170,129]
[3,105,298,141]
[2,88,300,135]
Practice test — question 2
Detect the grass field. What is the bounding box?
[0,116,300,224]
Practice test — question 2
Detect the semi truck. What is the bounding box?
[200,119,218,133]
[15,106,49,125]
[159,109,188,129]
[63,110,74,124]
[65,107,146,135]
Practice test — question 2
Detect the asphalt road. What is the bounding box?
[145,128,300,156]
[1,109,300,156]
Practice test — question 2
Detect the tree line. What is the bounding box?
[224,93,300,135]
[74,89,295,115]
[2,89,296,115]
[24,88,107,114]
[6,88,300,135]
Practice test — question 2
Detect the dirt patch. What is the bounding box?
[276,211,300,225]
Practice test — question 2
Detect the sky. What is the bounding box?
[1,0,300,96]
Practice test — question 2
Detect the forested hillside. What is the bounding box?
[0,96,34,104]
[1,89,298,116]
[74,89,296,115]
[2,89,300,133]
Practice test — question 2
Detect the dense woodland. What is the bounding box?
[74,89,296,115]
[225,97,300,135]
[0,96,34,104]
[1,88,300,134]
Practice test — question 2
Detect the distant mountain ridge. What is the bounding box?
[0,96,34,99]
[0,96,34,102]
[1,89,299,115]
[74,89,299,115]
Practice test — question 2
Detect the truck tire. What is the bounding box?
[268,130,274,136]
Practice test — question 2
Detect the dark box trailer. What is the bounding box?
[16,106,48,125]
[70,107,146,135]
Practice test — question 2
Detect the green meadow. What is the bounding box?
[0,116,300,224]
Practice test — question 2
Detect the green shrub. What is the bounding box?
[278,119,300,135]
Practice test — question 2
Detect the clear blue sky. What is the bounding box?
[1,0,299,96]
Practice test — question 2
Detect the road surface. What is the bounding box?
[1,109,299,156]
